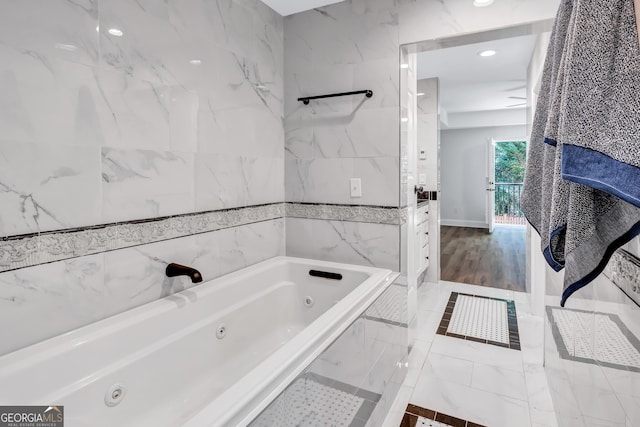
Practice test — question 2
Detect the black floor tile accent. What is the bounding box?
[400,404,486,427]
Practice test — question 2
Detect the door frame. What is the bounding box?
[487,139,497,233]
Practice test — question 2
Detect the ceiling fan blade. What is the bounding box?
[507,102,527,108]
[508,96,526,100]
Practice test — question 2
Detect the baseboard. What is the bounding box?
[441,219,488,229]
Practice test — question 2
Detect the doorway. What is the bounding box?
[492,140,527,228]
[404,27,544,292]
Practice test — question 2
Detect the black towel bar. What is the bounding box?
[298,90,373,105]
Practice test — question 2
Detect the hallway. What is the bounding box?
[440,226,526,292]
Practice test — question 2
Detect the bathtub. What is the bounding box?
[0,256,396,426]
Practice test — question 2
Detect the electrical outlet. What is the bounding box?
[419,147,427,160]
[350,178,362,198]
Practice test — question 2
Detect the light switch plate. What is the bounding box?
[350,178,362,198]
[419,174,426,185]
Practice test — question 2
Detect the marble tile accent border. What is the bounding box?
[400,403,486,427]
[0,203,285,273]
[250,372,382,427]
[286,203,407,225]
[546,306,640,373]
[1,202,408,273]
[603,249,640,308]
[437,292,521,351]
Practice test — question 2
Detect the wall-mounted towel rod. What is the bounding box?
[298,89,373,105]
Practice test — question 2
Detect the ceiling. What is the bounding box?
[417,34,538,113]
[260,0,345,16]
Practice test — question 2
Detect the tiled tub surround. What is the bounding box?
[0,0,285,237]
[0,218,284,356]
[250,282,408,427]
[0,0,286,354]
[0,257,397,427]
[286,217,401,271]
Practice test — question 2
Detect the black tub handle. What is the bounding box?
[309,270,343,280]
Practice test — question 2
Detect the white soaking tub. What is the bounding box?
[0,256,396,427]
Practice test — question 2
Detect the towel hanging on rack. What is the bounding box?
[522,0,640,306]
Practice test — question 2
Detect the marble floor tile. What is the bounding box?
[381,385,413,427]
[470,363,528,401]
[571,383,626,424]
[429,335,524,373]
[404,339,431,388]
[411,374,531,427]
[382,280,557,427]
[420,352,474,388]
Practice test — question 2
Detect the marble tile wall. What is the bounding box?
[0,0,285,354]
[286,217,399,271]
[0,218,284,356]
[0,0,284,236]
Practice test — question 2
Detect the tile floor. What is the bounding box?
[382,280,557,427]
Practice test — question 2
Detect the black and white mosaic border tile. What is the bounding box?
[250,372,381,427]
[0,202,407,273]
[285,202,407,225]
[437,292,521,351]
[603,249,640,308]
[0,203,285,273]
[546,306,640,373]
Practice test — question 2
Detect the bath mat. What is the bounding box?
[437,292,520,350]
[400,403,486,427]
[250,373,381,427]
[547,306,640,372]
[364,283,408,327]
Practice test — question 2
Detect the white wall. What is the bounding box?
[417,78,439,189]
[440,125,527,228]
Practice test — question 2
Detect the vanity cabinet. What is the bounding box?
[415,204,429,275]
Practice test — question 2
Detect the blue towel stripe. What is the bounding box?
[561,144,640,208]
[561,219,640,306]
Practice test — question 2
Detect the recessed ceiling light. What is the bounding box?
[108,28,123,37]
[417,92,425,96]
[478,50,497,57]
[400,63,409,69]
[189,59,202,65]
[473,0,494,7]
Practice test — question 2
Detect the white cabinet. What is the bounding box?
[415,205,430,276]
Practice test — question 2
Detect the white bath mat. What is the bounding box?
[365,284,408,326]
[447,294,509,344]
[549,307,640,370]
[251,376,364,427]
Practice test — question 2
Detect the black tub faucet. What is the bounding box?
[166,263,203,283]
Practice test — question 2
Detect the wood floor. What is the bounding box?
[440,225,526,292]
